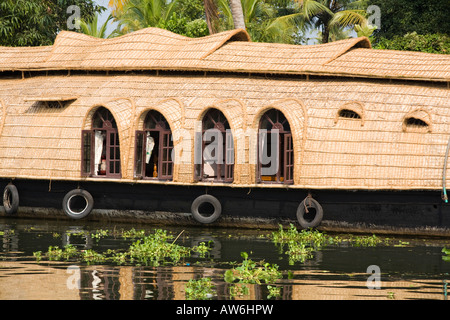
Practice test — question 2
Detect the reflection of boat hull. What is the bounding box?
[2,178,449,236]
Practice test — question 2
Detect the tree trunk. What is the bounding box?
[203,0,219,34]
[322,25,329,43]
[229,0,246,30]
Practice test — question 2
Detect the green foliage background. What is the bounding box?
[0,0,103,46]
[374,32,450,54]
[0,0,449,54]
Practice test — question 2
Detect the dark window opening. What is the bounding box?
[37,101,68,108]
[258,109,293,184]
[338,109,361,119]
[135,110,173,180]
[25,97,76,112]
[405,117,428,129]
[195,109,234,183]
[81,107,121,178]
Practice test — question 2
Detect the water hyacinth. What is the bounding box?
[270,224,386,264]
[35,228,211,267]
[128,229,191,266]
[185,278,216,300]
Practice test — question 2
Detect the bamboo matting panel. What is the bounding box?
[0,74,448,189]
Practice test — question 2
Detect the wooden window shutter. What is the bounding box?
[284,133,294,184]
[160,131,174,180]
[194,130,203,180]
[224,130,234,182]
[134,130,145,178]
[81,130,94,176]
[107,130,121,177]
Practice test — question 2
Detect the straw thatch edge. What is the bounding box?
[324,37,372,64]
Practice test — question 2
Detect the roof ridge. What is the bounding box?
[200,28,251,59]
[47,30,103,64]
[323,37,372,65]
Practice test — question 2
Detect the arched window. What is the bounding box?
[334,102,365,126]
[403,117,431,132]
[195,109,234,182]
[258,109,293,184]
[338,109,361,120]
[81,107,121,178]
[405,117,428,128]
[402,109,432,133]
[135,110,173,180]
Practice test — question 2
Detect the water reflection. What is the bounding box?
[0,218,449,300]
[62,227,94,249]
[2,263,444,300]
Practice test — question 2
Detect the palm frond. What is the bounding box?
[77,13,114,38]
[108,0,130,14]
[269,12,305,31]
[329,9,367,28]
[242,0,260,23]
[296,0,333,20]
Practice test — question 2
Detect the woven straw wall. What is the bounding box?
[0,73,448,190]
[0,99,4,137]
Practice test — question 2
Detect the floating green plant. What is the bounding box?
[193,241,214,258]
[350,234,383,247]
[271,224,335,247]
[33,228,212,267]
[47,244,78,261]
[185,278,216,300]
[270,225,332,264]
[82,249,106,264]
[443,247,450,262]
[224,252,282,299]
[90,229,110,241]
[121,228,146,239]
[284,241,314,264]
[33,250,42,262]
[270,224,387,264]
[267,285,281,299]
[127,229,191,266]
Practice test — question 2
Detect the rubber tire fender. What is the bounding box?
[62,189,94,220]
[191,194,222,224]
[296,197,323,229]
[3,184,19,215]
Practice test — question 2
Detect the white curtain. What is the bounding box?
[146,132,155,164]
[94,131,104,175]
[203,161,216,177]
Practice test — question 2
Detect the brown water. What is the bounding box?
[1,218,449,300]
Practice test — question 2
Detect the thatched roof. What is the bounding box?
[0,27,449,82]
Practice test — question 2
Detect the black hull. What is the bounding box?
[1,178,450,237]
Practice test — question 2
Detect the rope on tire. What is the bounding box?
[303,193,313,213]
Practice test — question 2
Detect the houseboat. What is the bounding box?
[0,27,449,235]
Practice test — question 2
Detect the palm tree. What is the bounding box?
[296,0,368,43]
[354,23,376,38]
[113,0,178,34]
[229,0,246,30]
[108,0,129,13]
[216,0,301,43]
[203,0,220,33]
[77,13,115,38]
[110,0,245,37]
[204,0,245,33]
